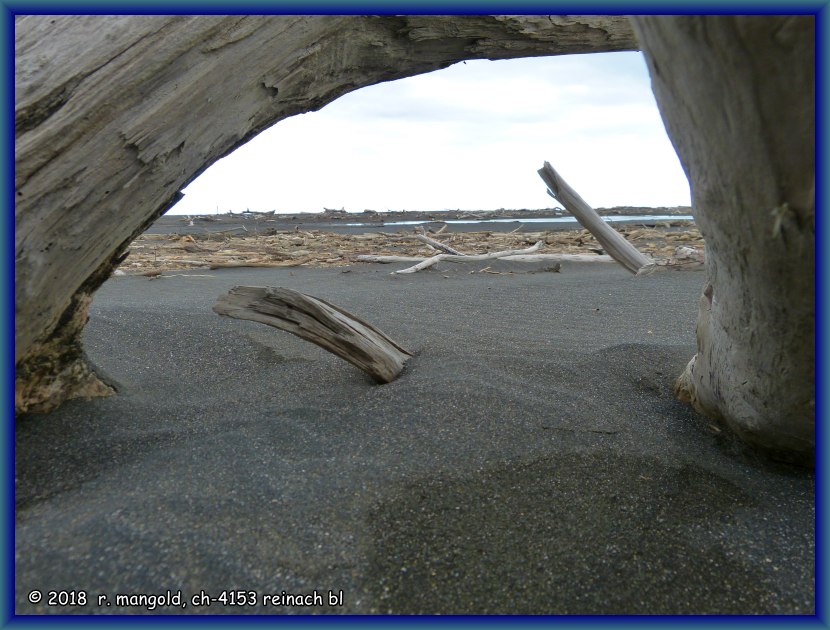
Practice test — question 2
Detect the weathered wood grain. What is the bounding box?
[538,162,653,275]
[391,241,544,274]
[357,253,615,264]
[213,286,412,383]
[631,16,814,464]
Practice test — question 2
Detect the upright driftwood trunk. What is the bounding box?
[631,16,815,464]
[14,15,637,414]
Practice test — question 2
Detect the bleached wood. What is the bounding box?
[484,254,614,263]
[415,232,465,255]
[537,162,654,274]
[392,241,544,274]
[213,286,412,383]
[357,253,614,264]
[632,16,814,463]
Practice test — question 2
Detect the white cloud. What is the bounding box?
[168,51,690,215]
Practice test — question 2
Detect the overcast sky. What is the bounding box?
[167,51,692,216]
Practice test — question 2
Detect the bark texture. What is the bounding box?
[15,14,637,414]
[631,16,814,464]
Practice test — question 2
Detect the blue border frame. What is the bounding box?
[2,2,11,628]
[4,2,826,628]
[0,1,827,13]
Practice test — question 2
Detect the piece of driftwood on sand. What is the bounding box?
[213,286,412,383]
[537,161,654,275]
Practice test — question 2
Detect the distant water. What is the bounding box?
[344,215,694,227]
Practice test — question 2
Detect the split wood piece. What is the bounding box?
[213,286,412,383]
[537,161,654,274]
[415,230,465,255]
[390,241,545,274]
[357,252,614,264]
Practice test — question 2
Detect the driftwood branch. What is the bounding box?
[213,286,412,383]
[391,241,544,274]
[415,231,465,255]
[357,253,614,264]
[538,161,654,274]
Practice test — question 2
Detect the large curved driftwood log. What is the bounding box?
[15,15,636,413]
[631,16,814,464]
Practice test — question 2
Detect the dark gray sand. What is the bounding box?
[15,262,814,614]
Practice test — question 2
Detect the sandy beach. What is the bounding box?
[15,257,814,614]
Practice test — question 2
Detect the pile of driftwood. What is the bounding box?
[357,230,613,274]
[117,162,702,278]
[119,221,702,277]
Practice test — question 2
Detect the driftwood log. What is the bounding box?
[357,253,615,264]
[537,161,654,274]
[390,241,545,274]
[415,232,465,255]
[631,16,814,463]
[213,286,412,383]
